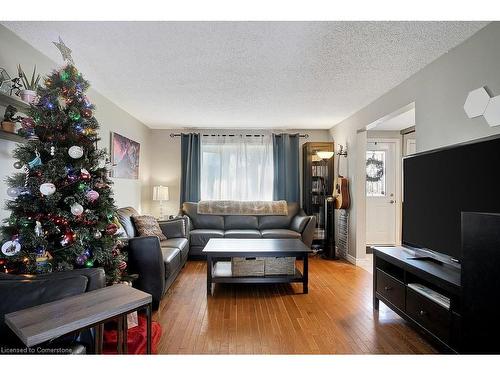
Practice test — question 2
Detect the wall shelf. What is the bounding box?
[0,92,31,112]
[0,128,26,143]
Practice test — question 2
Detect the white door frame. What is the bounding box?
[366,137,402,246]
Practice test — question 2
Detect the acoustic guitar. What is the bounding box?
[334,145,351,210]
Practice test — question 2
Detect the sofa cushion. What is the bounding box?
[160,238,188,251]
[132,215,167,241]
[160,247,181,279]
[224,215,259,230]
[224,229,262,239]
[260,229,301,239]
[190,229,225,247]
[116,207,140,238]
[258,202,300,229]
[182,202,224,230]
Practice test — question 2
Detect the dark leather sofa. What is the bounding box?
[0,268,105,353]
[116,207,188,309]
[179,202,316,259]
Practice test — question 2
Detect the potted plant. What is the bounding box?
[1,105,21,133]
[17,64,40,104]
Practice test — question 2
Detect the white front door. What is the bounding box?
[366,140,397,245]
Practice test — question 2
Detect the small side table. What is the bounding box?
[5,284,153,354]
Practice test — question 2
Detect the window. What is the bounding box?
[200,135,274,201]
[366,150,386,197]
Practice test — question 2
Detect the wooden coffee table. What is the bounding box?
[203,238,312,296]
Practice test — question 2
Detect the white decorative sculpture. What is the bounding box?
[464,87,491,118]
[483,96,500,127]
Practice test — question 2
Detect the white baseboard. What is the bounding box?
[346,253,370,266]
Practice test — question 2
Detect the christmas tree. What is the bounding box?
[0,49,125,282]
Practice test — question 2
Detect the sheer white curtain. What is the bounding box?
[200,135,274,201]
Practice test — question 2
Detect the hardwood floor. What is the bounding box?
[154,256,438,354]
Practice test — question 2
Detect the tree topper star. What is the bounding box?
[53,36,74,64]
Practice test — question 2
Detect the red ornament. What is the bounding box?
[105,223,118,235]
[60,230,76,246]
[80,168,91,181]
[81,108,93,119]
[118,261,127,272]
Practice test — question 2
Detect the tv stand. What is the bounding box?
[373,246,461,352]
[406,256,444,265]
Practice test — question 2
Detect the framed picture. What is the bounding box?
[110,132,140,179]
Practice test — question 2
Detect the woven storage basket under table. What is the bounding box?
[264,257,296,275]
[231,257,265,277]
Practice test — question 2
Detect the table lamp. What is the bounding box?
[153,185,169,220]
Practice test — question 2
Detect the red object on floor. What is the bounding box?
[103,315,162,354]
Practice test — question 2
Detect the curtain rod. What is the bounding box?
[170,133,309,138]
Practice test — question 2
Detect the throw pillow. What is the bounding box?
[132,215,167,240]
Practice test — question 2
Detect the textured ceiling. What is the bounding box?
[2,21,488,129]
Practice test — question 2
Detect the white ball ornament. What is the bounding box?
[7,187,20,198]
[70,202,84,216]
[2,240,21,256]
[39,183,56,196]
[68,146,84,159]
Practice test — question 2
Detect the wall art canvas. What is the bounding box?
[111,132,140,179]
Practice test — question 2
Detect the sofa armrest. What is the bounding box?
[159,217,187,238]
[301,215,317,249]
[291,214,310,233]
[127,236,165,309]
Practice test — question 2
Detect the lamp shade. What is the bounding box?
[316,151,334,160]
[153,185,169,201]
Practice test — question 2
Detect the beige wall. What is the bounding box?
[330,22,500,261]
[0,25,152,221]
[148,129,332,217]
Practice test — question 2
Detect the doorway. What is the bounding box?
[363,103,415,254]
[366,139,399,245]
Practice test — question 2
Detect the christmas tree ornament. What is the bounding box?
[2,240,21,256]
[35,245,45,256]
[28,150,42,168]
[75,255,86,266]
[105,223,118,235]
[20,117,35,131]
[59,70,70,81]
[57,96,66,109]
[45,78,52,87]
[60,230,76,246]
[51,216,69,226]
[85,189,99,202]
[93,230,102,239]
[7,187,20,198]
[74,123,83,133]
[83,248,92,257]
[84,259,94,268]
[80,168,91,181]
[118,260,127,272]
[70,202,84,216]
[34,220,43,237]
[68,145,84,159]
[36,254,52,274]
[68,108,81,121]
[81,108,93,118]
[83,96,92,108]
[77,182,87,191]
[50,146,55,156]
[19,218,31,227]
[13,161,23,169]
[40,182,56,196]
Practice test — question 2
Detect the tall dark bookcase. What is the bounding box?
[302,142,334,245]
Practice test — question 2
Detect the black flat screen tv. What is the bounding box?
[402,134,500,261]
